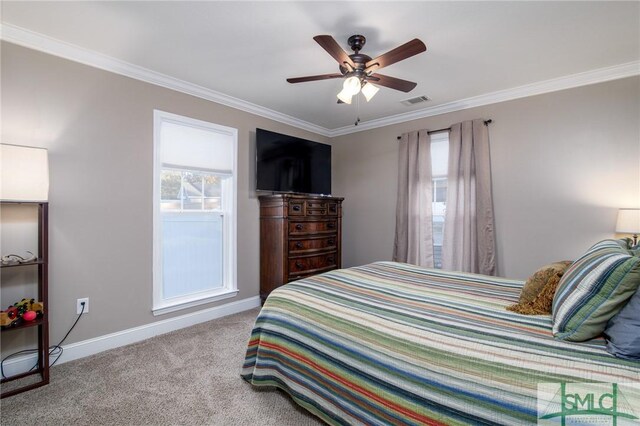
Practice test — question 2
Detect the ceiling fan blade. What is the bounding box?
[337,99,345,104]
[368,73,417,92]
[313,35,355,69]
[287,73,343,84]
[365,39,426,72]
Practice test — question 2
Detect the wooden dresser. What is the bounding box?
[259,194,344,303]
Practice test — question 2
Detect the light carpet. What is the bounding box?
[0,308,322,425]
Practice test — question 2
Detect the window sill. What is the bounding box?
[152,289,239,316]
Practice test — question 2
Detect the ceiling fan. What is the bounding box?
[287,34,427,104]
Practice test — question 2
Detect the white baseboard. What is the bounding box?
[1,295,261,378]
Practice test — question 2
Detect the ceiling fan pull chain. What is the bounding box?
[355,94,361,126]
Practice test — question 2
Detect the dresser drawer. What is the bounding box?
[306,200,327,209]
[288,201,305,216]
[288,236,337,253]
[326,202,338,216]
[289,220,337,234]
[306,208,327,216]
[289,252,337,274]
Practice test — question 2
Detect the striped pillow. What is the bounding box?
[552,239,640,341]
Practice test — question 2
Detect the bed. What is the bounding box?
[241,261,640,425]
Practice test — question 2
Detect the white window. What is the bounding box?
[430,132,449,269]
[153,110,237,315]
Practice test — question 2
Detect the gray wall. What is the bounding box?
[1,42,329,349]
[331,76,640,279]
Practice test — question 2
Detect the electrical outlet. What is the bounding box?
[76,298,89,314]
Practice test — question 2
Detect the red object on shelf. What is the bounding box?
[23,310,37,321]
[7,306,18,319]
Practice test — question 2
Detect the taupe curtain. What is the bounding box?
[393,130,434,267]
[442,119,496,275]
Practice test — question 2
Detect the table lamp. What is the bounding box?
[616,208,640,247]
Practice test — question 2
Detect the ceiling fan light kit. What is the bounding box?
[337,76,362,104]
[337,88,353,104]
[344,76,361,94]
[287,34,427,108]
[361,82,379,102]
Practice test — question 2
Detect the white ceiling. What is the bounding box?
[2,1,639,133]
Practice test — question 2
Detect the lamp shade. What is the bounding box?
[361,82,379,102]
[616,208,640,233]
[337,89,353,104]
[343,76,361,95]
[0,144,49,202]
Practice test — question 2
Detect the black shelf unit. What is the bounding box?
[0,201,49,398]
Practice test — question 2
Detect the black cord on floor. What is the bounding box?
[1,303,85,379]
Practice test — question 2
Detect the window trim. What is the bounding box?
[152,110,238,316]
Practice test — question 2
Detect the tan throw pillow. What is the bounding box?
[507,261,572,315]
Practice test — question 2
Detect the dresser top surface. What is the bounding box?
[258,193,344,202]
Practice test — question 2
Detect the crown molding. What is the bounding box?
[2,23,638,139]
[328,60,640,137]
[0,23,331,137]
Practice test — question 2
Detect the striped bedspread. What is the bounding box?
[241,262,640,425]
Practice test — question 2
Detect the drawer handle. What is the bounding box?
[327,223,335,229]
[327,257,335,263]
[329,206,337,212]
[295,224,303,231]
[295,261,304,269]
[295,242,304,249]
[292,205,301,212]
[327,239,335,245]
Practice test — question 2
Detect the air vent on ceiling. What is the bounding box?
[401,95,430,106]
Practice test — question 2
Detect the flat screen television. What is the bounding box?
[256,128,331,195]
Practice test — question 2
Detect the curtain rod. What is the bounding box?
[396,119,492,140]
